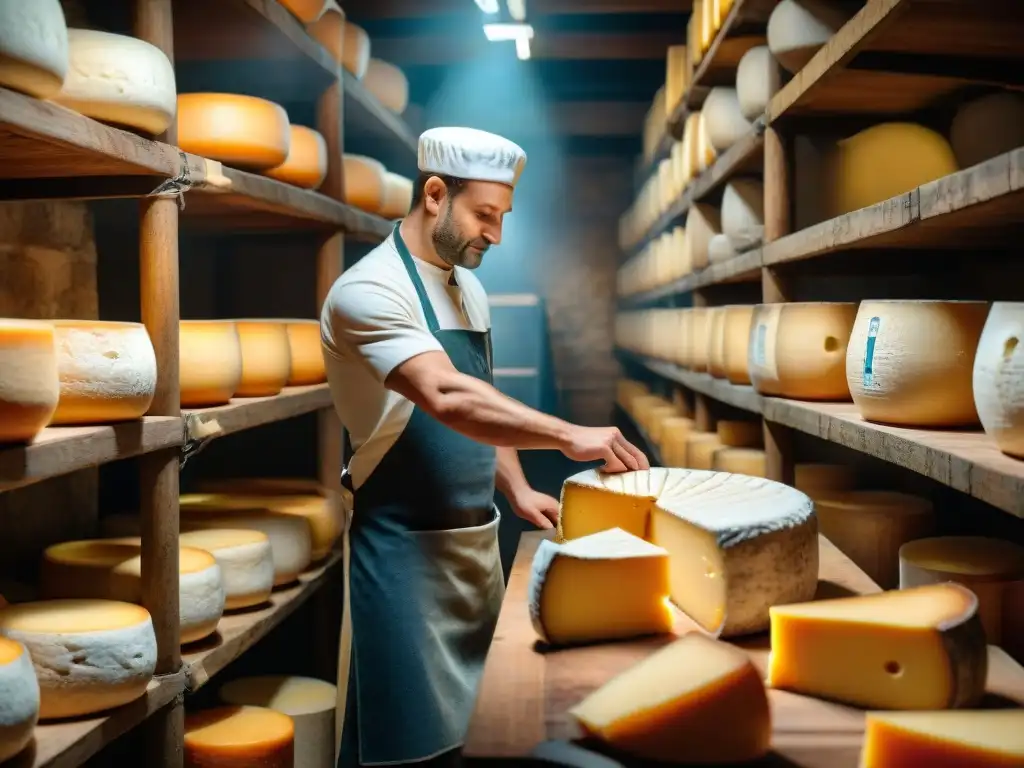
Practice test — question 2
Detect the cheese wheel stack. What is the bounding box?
[0,319,60,444]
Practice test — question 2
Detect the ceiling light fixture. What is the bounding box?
[506,0,526,21]
[483,22,534,42]
[515,36,531,60]
[473,0,500,13]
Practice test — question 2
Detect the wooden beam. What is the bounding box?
[343,0,688,18]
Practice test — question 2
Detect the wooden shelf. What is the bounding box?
[183,384,333,442]
[614,403,663,466]
[633,355,764,413]
[343,72,419,175]
[182,552,342,690]
[0,418,184,493]
[27,673,185,768]
[620,248,762,306]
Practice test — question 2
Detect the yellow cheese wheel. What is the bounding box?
[279,0,328,22]
[688,308,710,372]
[380,172,414,220]
[283,320,326,386]
[234,321,291,398]
[685,433,721,470]
[179,321,243,408]
[364,59,409,114]
[263,125,328,190]
[712,447,767,477]
[177,93,291,171]
[707,308,727,378]
[722,305,755,386]
[343,154,387,213]
[0,319,59,444]
[50,320,157,425]
[660,418,694,467]
[974,302,1024,458]
[306,0,344,63]
[343,22,371,79]
[0,0,68,99]
[185,706,295,768]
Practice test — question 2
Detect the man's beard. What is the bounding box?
[432,204,488,269]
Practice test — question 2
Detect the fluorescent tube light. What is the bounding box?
[507,0,526,21]
[515,36,531,59]
[483,22,534,41]
[474,0,500,13]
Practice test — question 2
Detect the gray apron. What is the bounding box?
[335,223,505,766]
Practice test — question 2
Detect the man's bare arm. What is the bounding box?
[496,446,531,501]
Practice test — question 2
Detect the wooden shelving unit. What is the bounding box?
[0,1,418,765]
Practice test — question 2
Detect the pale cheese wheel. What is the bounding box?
[343,154,387,213]
[846,300,989,427]
[185,705,295,768]
[364,59,409,114]
[712,447,767,477]
[177,93,291,171]
[342,22,371,79]
[380,172,414,220]
[234,320,291,398]
[50,320,157,425]
[950,91,1024,169]
[750,302,856,400]
[0,0,68,99]
[0,599,156,719]
[703,87,753,153]
[179,529,275,611]
[767,0,857,74]
[40,540,225,645]
[708,233,737,264]
[282,319,326,386]
[647,405,684,445]
[0,319,60,444]
[306,0,344,63]
[219,676,337,768]
[660,418,694,467]
[736,45,781,121]
[263,125,328,190]
[0,637,39,762]
[721,178,764,252]
[280,0,329,23]
[722,305,755,385]
[793,463,855,496]
[53,29,176,136]
[180,321,243,407]
[686,433,721,470]
[689,308,710,372]
[685,204,721,272]
[974,302,1024,458]
[708,308,727,378]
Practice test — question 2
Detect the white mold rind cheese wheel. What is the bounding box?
[53,29,177,136]
[234,320,292,398]
[0,599,157,720]
[177,93,291,171]
[364,59,409,115]
[0,637,39,762]
[702,87,753,153]
[50,320,157,425]
[0,319,60,444]
[950,91,1024,169]
[847,300,989,428]
[179,529,275,611]
[708,233,737,264]
[973,302,1024,458]
[380,172,414,220]
[767,0,857,74]
[284,319,327,386]
[721,178,764,252]
[0,0,68,99]
[179,321,243,407]
[736,45,780,121]
[264,126,328,191]
[343,22,371,79]
[343,154,387,213]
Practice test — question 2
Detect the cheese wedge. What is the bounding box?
[768,582,988,709]
[569,633,771,763]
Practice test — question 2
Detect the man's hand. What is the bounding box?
[561,426,650,473]
[510,488,560,530]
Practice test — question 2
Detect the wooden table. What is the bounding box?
[465,531,1024,767]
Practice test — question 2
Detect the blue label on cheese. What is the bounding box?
[864,316,880,387]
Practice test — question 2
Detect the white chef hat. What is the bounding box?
[418,127,527,188]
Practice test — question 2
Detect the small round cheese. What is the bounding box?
[721,178,764,252]
[736,45,781,121]
[0,599,157,720]
[343,155,387,213]
[0,319,60,444]
[0,637,39,763]
[974,302,1024,458]
[264,125,328,190]
[179,529,275,611]
[50,320,158,425]
[708,233,737,264]
[363,59,409,114]
[283,320,326,386]
[180,320,244,407]
[380,172,414,220]
[0,0,68,99]
[342,22,371,79]
[702,87,753,153]
[53,29,177,136]
[185,705,295,768]
[234,320,291,398]
[279,0,329,22]
[950,91,1024,170]
[306,0,344,63]
[767,0,856,74]
[177,93,291,171]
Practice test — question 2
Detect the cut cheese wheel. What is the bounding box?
[861,709,1024,768]
[750,302,856,400]
[233,320,291,398]
[766,0,857,73]
[0,319,60,444]
[847,300,989,427]
[263,125,328,190]
[180,321,243,407]
[342,22,371,79]
[185,705,295,768]
[306,0,344,63]
[40,540,226,645]
[0,637,39,763]
[950,91,1024,169]
[686,432,721,470]
[767,582,988,709]
[180,529,275,611]
[283,319,326,386]
[722,305,755,385]
[559,469,817,637]
[343,154,387,213]
[279,0,329,22]
[793,463,855,496]
[529,528,673,646]
[363,59,409,114]
[721,178,764,251]
[0,599,156,719]
[660,418,694,467]
[899,536,1024,647]
[0,0,68,99]
[53,29,176,136]
[736,45,780,121]
[380,172,413,219]
[219,676,336,768]
[813,491,935,589]
[712,447,766,477]
[708,232,737,263]
[684,204,720,272]
[707,307,726,378]
[973,302,1024,458]
[177,93,291,171]
[702,87,753,153]
[569,633,770,763]
[50,320,157,425]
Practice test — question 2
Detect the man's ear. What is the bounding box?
[423,175,447,216]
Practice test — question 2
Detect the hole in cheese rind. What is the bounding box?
[184,705,295,767]
[0,318,60,444]
[568,633,771,764]
[860,709,1024,768]
[0,635,38,763]
[767,582,988,710]
[973,302,1024,460]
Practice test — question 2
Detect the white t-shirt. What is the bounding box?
[320,232,491,488]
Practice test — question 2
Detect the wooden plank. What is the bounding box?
[183,384,333,442]
[182,552,342,690]
[620,248,762,306]
[0,417,184,492]
[639,356,764,413]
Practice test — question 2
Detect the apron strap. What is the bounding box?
[392,222,442,335]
